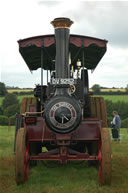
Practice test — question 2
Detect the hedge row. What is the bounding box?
[107,117,128,128]
[11,91,33,95]
[121,118,128,128]
[0,115,16,126]
[93,91,128,95]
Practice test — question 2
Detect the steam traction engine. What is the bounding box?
[15,18,111,185]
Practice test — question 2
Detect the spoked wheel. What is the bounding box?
[98,127,112,185]
[14,114,24,153]
[90,97,107,127]
[15,128,29,184]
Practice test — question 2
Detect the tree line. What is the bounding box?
[1,82,128,97]
[0,82,33,96]
[91,84,128,95]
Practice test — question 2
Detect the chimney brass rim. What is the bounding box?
[51,17,73,29]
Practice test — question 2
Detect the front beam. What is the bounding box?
[30,154,97,161]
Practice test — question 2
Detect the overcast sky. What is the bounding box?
[0,0,128,88]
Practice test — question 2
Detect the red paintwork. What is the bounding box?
[24,136,29,181]
[18,35,55,48]
[24,117,101,163]
[98,138,102,184]
[25,118,101,142]
[18,34,107,48]
[30,154,97,161]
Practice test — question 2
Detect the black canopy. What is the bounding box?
[18,34,107,71]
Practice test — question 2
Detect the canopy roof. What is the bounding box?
[18,34,108,71]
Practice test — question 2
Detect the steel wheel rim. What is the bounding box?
[24,140,29,181]
[98,128,112,185]
[15,128,30,184]
[98,144,103,184]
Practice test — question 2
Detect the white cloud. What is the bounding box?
[0,0,128,88]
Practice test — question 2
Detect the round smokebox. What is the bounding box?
[44,96,82,134]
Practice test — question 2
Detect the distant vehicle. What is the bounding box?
[14,18,111,185]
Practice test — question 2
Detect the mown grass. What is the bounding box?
[0,126,128,193]
[94,95,128,103]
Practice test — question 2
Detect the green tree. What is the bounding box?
[0,107,3,115]
[0,115,8,125]
[4,104,20,117]
[91,84,101,93]
[0,82,7,96]
[2,93,19,109]
[10,115,17,125]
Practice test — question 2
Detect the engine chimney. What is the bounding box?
[51,18,73,79]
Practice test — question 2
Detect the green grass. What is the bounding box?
[0,126,128,193]
[7,89,33,93]
[0,94,128,107]
[94,95,128,103]
[17,95,33,102]
[0,96,4,106]
[0,95,33,106]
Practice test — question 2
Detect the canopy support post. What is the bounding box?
[41,41,44,107]
[82,42,85,106]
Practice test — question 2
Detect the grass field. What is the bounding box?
[7,89,33,93]
[0,94,128,107]
[94,95,128,103]
[0,126,128,193]
[0,95,33,106]
[7,88,126,93]
[89,88,126,92]
[100,88,126,92]
[17,95,34,102]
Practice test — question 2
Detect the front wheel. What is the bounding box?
[15,128,29,184]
